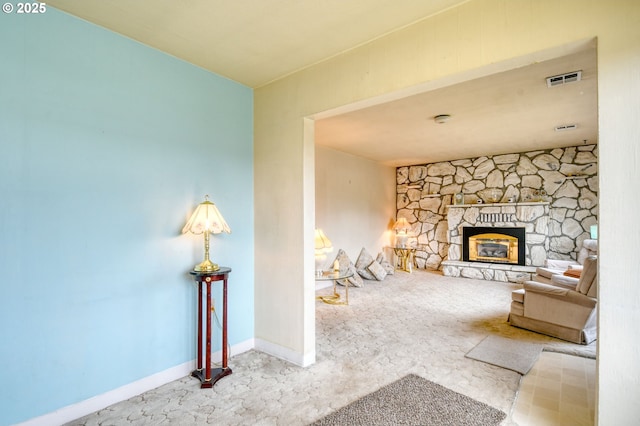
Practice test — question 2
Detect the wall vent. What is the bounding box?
[546,70,582,87]
[555,124,578,132]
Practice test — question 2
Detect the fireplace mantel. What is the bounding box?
[443,201,550,283]
[446,201,550,208]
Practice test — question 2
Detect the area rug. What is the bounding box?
[465,335,543,374]
[310,374,506,426]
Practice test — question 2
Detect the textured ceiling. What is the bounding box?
[46,0,598,166]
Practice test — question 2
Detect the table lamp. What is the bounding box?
[393,217,410,248]
[183,195,231,272]
[314,228,333,276]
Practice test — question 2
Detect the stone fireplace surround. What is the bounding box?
[396,144,598,279]
[442,202,550,283]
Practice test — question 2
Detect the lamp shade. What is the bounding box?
[182,196,230,272]
[182,197,231,235]
[314,228,333,254]
[393,217,410,233]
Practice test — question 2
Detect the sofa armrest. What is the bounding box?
[523,281,597,308]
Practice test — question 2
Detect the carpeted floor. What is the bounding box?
[69,270,595,425]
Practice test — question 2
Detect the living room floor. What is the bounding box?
[69,270,596,425]
[513,351,596,426]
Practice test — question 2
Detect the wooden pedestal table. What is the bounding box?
[315,270,354,305]
[189,267,232,388]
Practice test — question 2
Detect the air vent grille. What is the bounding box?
[546,71,582,87]
[555,124,578,132]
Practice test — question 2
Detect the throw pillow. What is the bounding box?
[563,269,581,278]
[367,259,388,281]
[376,252,395,275]
[330,249,351,274]
[331,249,364,288]
[344,263,364,288]
[355,247,376,280]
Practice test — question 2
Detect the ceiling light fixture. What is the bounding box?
[434,114,451,124]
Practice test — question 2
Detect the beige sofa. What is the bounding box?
[534,239,598,286]
[509,255,598,344]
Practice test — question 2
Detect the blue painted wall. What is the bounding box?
[0,8,254,425]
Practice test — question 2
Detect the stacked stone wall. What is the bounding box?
[396,144,598,270]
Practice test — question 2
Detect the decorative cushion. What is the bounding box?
[563,269,582,278]
[331,249,364,288]
[355,247,376,280]
[376,252,395,275]
[367,260,388,281]
[345,263,364,288]
[331,249,350,272]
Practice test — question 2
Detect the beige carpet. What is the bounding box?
[69,270,595,425]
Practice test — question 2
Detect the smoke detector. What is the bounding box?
[434,114,451,124]
[546,71,582,87]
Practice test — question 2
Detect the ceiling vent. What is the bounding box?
[546,70,582,87]
[555,124,578,132]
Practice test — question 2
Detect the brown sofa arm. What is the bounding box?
[523,281,597,308]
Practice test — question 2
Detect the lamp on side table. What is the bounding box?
[183,196,233,388]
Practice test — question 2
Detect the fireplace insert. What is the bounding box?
[462,226,526,266]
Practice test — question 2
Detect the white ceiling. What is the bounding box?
[46,0,598,167]
[316,48,598,166]
[46,0,471,88]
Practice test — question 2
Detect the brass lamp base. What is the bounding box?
[194,259,220,272]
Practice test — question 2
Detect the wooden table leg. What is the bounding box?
[197,281,203,371]
[222,277,228,369]
[202,280,213,388]
[191,281,204,379]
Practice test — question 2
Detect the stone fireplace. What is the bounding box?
[442,202,549,283]
[396,145,598,272]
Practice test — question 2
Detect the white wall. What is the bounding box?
[594,6,640,422]
[254,1,640,423]
[315,145,396,263]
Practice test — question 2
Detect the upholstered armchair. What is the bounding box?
[509,255,598,344]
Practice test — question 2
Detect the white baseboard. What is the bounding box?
[255,338,315,367]
[17,339,255,426]
[225,338,255,361]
